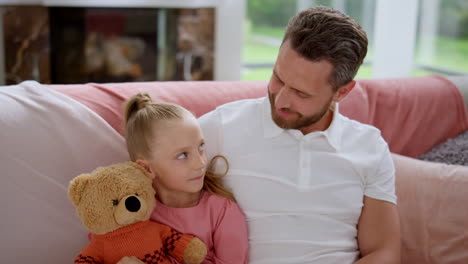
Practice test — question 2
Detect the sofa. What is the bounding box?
[1,74,468,263]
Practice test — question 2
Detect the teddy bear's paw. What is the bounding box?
[182,237,207,264]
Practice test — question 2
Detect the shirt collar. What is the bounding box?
[262,97,285,138]
[262,97,342,151]
[321,103,342,151]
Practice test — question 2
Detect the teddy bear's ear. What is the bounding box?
[68,174,91,207]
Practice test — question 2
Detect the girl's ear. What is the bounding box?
[136,159,154,178]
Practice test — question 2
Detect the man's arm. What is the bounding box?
[356,196,401,264]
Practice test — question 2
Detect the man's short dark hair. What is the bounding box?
[283,6,368,91]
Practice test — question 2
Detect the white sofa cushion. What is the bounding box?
[0,81,128,263]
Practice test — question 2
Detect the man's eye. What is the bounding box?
[274,75,284,84]
[295,90,309,98]
[177,152,188,160]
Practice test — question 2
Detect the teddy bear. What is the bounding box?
[68,162,207,264]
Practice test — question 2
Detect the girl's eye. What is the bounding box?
[199,143,205,151]
[177,152,188,160]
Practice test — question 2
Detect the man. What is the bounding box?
[199,6,401,264]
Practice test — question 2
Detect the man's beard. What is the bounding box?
[268,91,333,130]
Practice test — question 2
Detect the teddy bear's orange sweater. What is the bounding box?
[74,220,195,264]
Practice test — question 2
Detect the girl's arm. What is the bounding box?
[212,199,249,264]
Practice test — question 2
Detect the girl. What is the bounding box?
[119,93,249,264]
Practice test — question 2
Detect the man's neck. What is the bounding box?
[299,109,334,135]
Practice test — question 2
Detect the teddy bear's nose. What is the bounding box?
[125,196,141,212]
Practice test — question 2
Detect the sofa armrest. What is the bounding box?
[1,81,129,263]
[393,153,468,264]
[446,75,468,112]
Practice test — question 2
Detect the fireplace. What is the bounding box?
[2,5,215,84]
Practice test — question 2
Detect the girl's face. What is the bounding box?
[140,117,207,197]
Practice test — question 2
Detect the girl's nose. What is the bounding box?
[193,152,207,171]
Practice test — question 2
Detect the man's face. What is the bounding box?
[268,41,337,134]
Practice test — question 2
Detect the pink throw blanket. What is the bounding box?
[49,81,266,135]
[341,75,468,157]
[49,75,468,157]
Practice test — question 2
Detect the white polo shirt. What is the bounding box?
[199,97,396,264]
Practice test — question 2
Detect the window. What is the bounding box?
[243,0,468,81]
[242,0,376,81]
[414,0,468,76]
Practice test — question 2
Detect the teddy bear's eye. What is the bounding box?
[134,193,139,196]
[112,199,119,206]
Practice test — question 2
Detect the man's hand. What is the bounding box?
[356,196,401,264]
[116,256,145,264]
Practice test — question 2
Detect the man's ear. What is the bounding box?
[333,80,356,102]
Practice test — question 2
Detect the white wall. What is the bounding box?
[372,0,419,78]
[214,0,245,80]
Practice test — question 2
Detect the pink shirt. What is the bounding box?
[151,192,249,264]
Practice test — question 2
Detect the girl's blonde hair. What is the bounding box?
[124,93,235,201]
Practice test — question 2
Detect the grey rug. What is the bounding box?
[418,130,468,166]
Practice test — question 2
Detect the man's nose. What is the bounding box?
[275,86,292,109]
